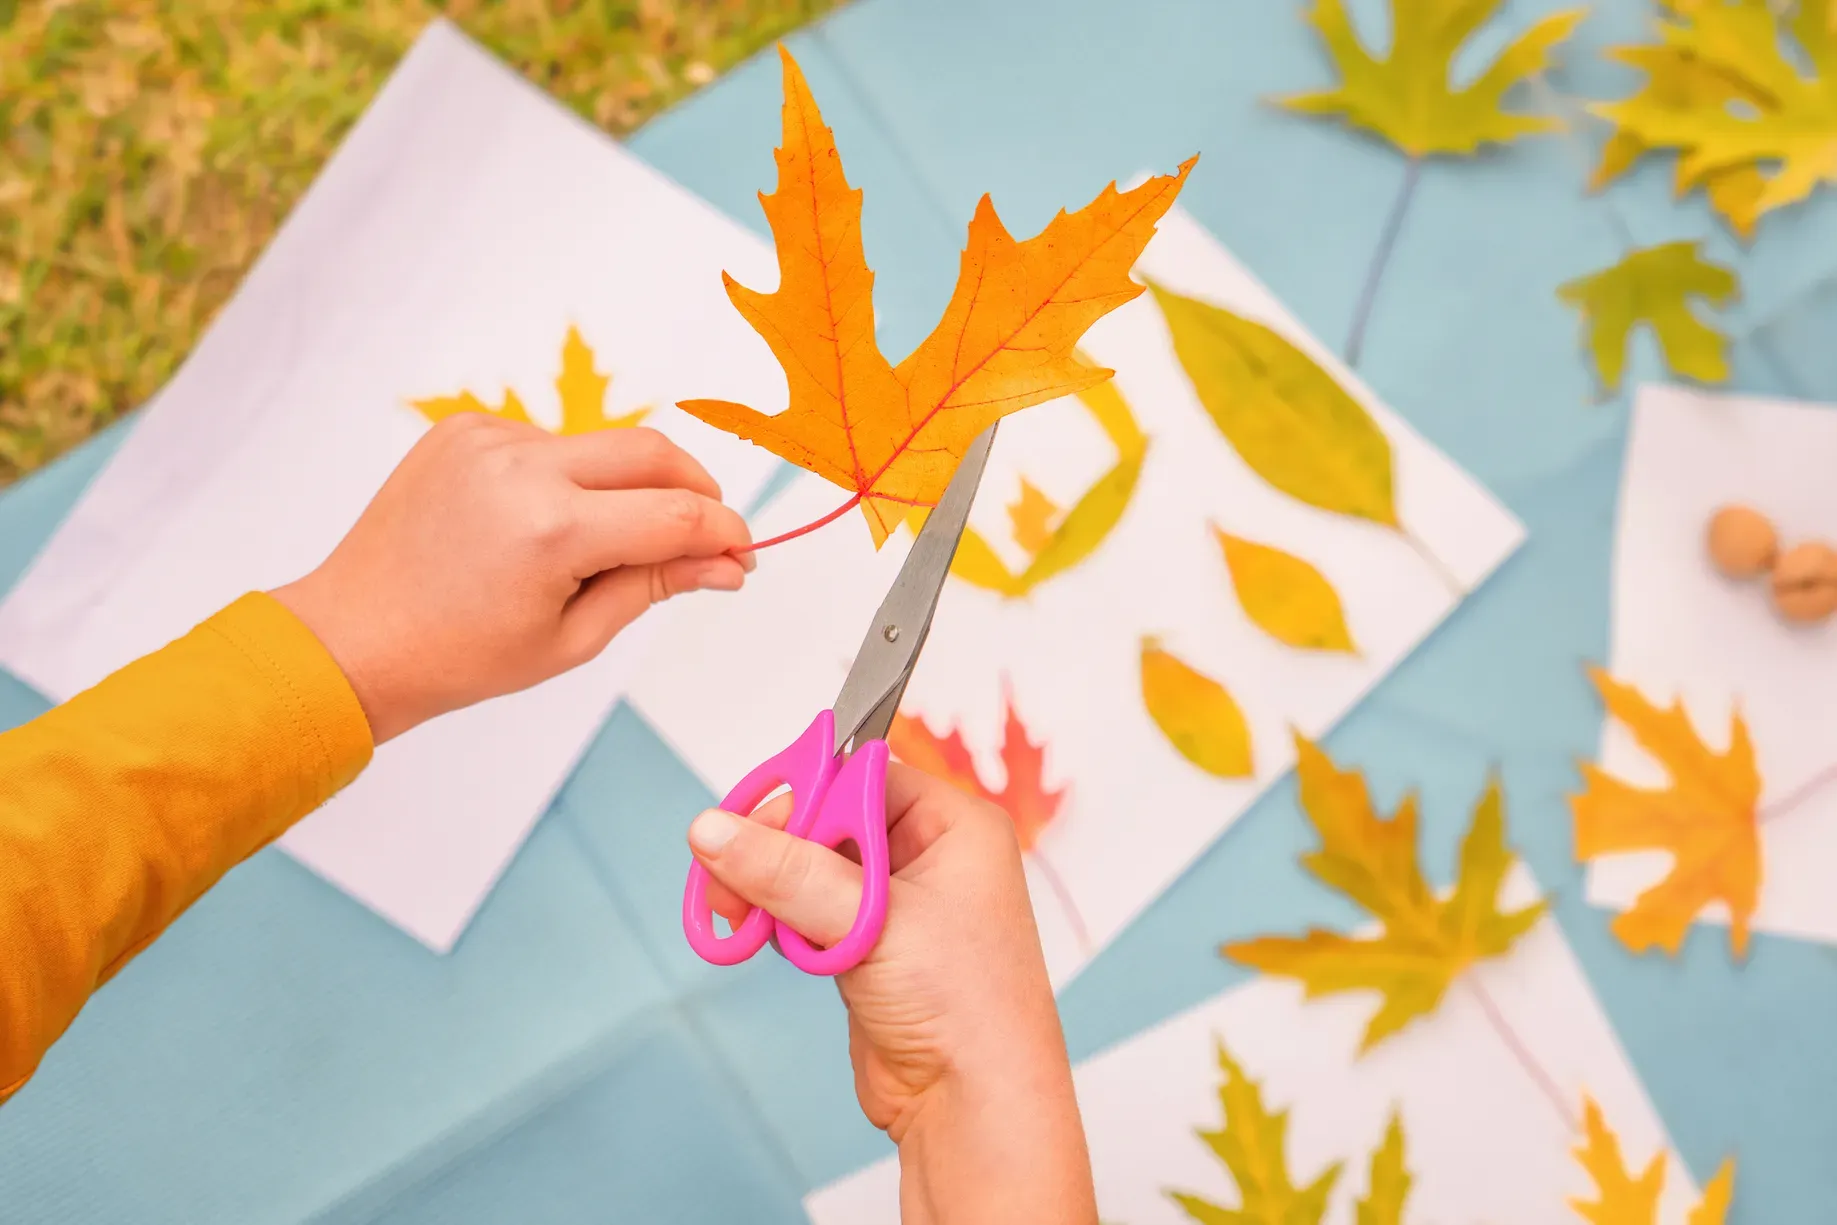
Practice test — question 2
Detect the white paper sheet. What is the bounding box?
[806,871,1707,1225]
[0,22,782,952]
[628,207,1525,988]
[1590,383,1837,947]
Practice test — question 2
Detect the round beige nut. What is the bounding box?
[1771,541,1837,623]
[1707,504,1778,579]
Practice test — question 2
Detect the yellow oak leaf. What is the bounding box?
[1167,1040,1341,1225]
[1215,526,1356,654]
[944,373,1149,598]
[1357,1112,1411,1225]
[1225,735,1545,1051]
[1141,637,1254,780]
[1280,0,1586,157]
[1556,242,1739,393]
[411,325,648,435]
[679,46,1193,547]
[1149,281,1396,529]
[1592,0,1837,226]
[1007,478,1060,556]
[1571,1096,1736,1225]
[1572,669,1762,959]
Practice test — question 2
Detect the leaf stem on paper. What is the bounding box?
[1399,522,1468,598]
[1759,759,1837,825]
[1464,977,1575,1132]
[1345,157,1422,369]
[1031,847,1095,957]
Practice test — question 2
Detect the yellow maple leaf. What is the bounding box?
[1280,0,1586,157]
[1556,242,1739,393]
[411,325,648,435]
[1593,0,1837,227]
[1357,1112,1412,1225]
[1007,478,1060,556]
[1225,735,1545,1051]
[677,46,1193,547]
[1167,1040,1341,1225]
[1572,669,1762,959]
[1589,40,1770,238]
[1571,1096,1736,1225]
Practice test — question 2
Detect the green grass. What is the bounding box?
[0,0,843,484]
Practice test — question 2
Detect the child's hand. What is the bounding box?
[688,763,1096,1225]
[274,416,753,743]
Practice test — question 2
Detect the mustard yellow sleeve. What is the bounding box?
[0,592,373,1102]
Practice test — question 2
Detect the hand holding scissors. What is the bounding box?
[682,425,997,976]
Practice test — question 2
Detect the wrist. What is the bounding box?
[270,570,409,744]
[893,1037,1094,1225]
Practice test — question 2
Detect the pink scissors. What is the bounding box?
[682,425,999,976]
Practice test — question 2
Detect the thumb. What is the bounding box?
[688,808,861,946]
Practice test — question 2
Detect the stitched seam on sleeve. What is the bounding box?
[201,617,337,796]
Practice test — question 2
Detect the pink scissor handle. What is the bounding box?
[682,711,842,966]
[774,740,891,977]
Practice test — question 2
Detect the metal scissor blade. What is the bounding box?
[831,423,999,747]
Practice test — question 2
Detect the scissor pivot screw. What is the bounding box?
[882,624,900,642]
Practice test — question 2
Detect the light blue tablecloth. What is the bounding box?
[5,0,1837,1219]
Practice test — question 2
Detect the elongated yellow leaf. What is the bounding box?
[942,374,1151,599]
[1357,1113,1411,1225]
[1216,526,1356,653]
[1556,242,1738,393]
[1141,638,1254,779]
[1149,281,1397,529]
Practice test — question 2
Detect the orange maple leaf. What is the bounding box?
[1572,668,1762,958]
[886,684,1065,851]
[1007,478,1061,557]
[678,46,1195,547]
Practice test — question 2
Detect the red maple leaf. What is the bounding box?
[886,682,1066,850]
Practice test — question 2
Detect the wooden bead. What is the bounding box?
[1771,541,1837,624]
[1706,505,1777,579]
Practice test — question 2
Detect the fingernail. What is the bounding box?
[689,809,741,854]
[737,547,758,573]
[691,560,744,592]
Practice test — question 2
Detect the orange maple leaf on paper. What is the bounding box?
[678,46,1195,547]
[887,685,1066,850]
[1572,669,1762,959]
